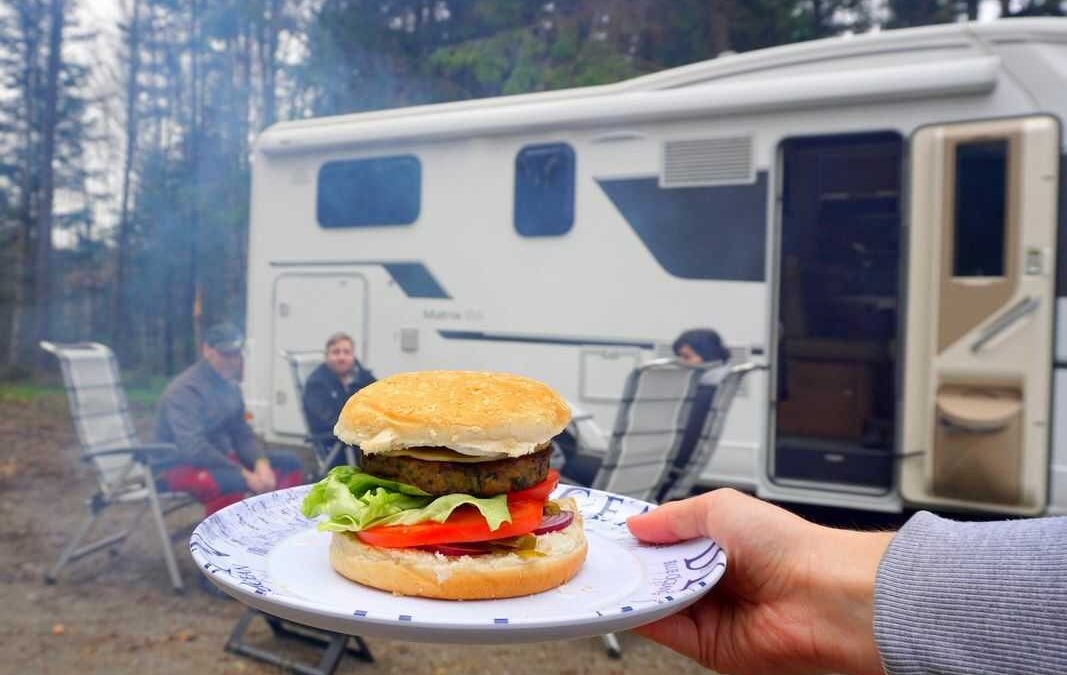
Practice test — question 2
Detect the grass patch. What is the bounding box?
[0,379,166,407]
[0,382,66,404]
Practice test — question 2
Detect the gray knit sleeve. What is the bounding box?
[874,511,1067,675]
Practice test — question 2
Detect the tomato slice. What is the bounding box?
[355,499,544,548]
[508,469,560,504]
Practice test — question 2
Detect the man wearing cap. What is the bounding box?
[154,322,304,515]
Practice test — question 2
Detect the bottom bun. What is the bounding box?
[329,500,588,600]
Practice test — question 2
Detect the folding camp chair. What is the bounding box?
[225,611,373,675]
[40,341,195,592]
[226,350,373,675]
[580,359,709,501]
[280,350,355,477]
[565,358,710,657]
[660,362,768,502]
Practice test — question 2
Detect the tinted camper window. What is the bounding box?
[515,143,575,237]
[953,140,1008,277]
[317,155,421,228]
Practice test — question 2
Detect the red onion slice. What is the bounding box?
[422,542,491,557]
[419,510,576,555]
[532,510,574,535]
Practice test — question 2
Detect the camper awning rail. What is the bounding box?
[257,56,999,157]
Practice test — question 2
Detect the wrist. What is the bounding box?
[811,526,894,675]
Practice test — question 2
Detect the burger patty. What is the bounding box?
[361,446,551,497]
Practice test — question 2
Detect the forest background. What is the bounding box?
[1,0,1063,383]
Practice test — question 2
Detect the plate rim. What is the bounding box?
[189,484,726,636]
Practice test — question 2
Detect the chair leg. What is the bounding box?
[146,476,184,593]
[109,501,151,556]
[602,632,623,658]
[227,609,373,675]
[45,509,102,584]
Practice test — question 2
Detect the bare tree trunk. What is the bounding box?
[7,2,42,369]
[186,0,202,362]
[260,0,280,129]
[114,0,142,364]
[164,262,175,375]
[32,0,64,369]
[709,0,734,56]
[6,227,27,369]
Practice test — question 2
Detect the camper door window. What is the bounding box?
[317,155,421,228]
[952,140,1008,278]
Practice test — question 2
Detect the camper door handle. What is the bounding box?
[970,296,1039,353]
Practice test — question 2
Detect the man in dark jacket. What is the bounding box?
[155,322,304,515]
[302,332,376,444]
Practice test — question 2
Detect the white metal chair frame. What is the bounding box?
[563,358,712,658]
[40,341,194,593]
[225,351,374,675]
[280,350,356,477]
[660,361,769,501]
[570,358,714,502]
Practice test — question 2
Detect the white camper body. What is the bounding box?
[244,19,1067,516]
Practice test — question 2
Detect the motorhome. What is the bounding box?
[243,19,1067,517]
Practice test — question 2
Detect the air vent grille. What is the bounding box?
[661,136,754,187]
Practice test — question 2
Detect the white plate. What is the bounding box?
[189,484,725,644]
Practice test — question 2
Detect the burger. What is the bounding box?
[300,370,587,600]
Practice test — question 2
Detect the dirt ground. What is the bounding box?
[0,394,717,675]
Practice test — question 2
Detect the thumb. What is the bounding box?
[626,492,720,545]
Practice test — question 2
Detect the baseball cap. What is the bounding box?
[203,322,244,353]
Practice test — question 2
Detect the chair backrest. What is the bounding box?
[591,359,708,501]
[280,350,331,444]
[40,341,140,493]
[281,350,324,404]
[663,362,767,500]
[282,349,354,476]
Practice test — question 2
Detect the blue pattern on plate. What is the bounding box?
[189,483,726,633]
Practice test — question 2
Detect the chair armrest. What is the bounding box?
[563,398,607,452]
[569,416,609,456]
[91,443,179,463]
[732,361,769,376]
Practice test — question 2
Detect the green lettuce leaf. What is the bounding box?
[300,466,512,533]
[371,493,512,531]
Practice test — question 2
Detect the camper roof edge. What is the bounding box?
[616,17,1067,92]
[257,56,999,157]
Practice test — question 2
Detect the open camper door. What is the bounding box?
[901,116,1060,515]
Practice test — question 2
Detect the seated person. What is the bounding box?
[302,332,376,466]
[673,328,732,376]
[561,329,731,490]
[663,328,732,500]
[154,322,304,516]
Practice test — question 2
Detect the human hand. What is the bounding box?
[242,458,276,493]
[627,489,893,675]
[254,458,276,492]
